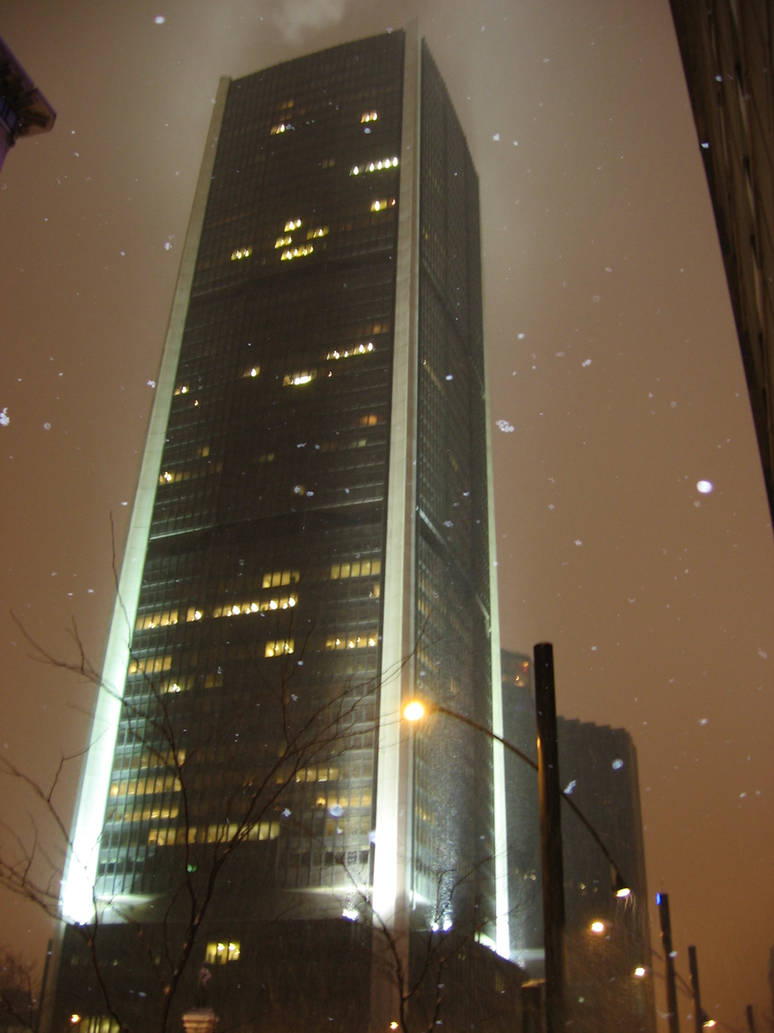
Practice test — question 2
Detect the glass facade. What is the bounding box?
[55,29,504,1033]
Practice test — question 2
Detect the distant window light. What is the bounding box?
[350,156,399,176]
[275,235,292,249]
[284,218,302,232]
[127,655,173,675]
[360,111,379,123]
[186,607,203,622]
[281,244,314,261]
[321,156,336,169]
[265,638,294,658]
[212,594,297,618]
[205,941,241,965]
[283,370,316,386]
[270,122,293,135]
[230,246,252,261]
[359,413,379,426]
[278,99,294,111]
[325,634,377,651]
[326,342,374,361]
[329,559,381,579]
[135,609,179,632]
[370,198,396,212]
[306,226,329,240]
[261,569,300,589]
[173,384,189,395]
[242,365,261,378]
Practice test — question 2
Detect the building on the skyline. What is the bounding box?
[51,29,515,1033]
[501,650,656,1033]
[668,0,774,523]
[0,37,55,172]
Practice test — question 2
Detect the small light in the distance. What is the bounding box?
[154,14,165,24]
[696,479,714,494]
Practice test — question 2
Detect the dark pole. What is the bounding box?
[657,893,680,1033]
[745,1003,756,1033]
[688,945,703,1033]
[534,642,564,1033]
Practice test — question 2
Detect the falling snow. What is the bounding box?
[496,419,514,433]
[696,479,714,494]
[0,408,9,427]
[611,759,624,770]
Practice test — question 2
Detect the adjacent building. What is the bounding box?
[0,37,55,172]
[52,29,512,1033]
[501,650,656,1033]
[669,0,774,522]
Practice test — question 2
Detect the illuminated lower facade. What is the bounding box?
[52,29,511,1033]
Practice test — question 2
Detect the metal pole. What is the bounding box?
[534,642,564,1033]
[745,1003,756,1033]
[657,893,680,1033]
[688,945,702,1033]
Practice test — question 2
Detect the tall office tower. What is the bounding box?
[53,29,510,1033]
[668,0,774,523]
[501,650,656,1033]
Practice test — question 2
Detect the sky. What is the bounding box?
[1,1,773,1030]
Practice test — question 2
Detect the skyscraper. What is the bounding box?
[53,28,509,1033]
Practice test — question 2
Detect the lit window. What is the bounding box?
[306,226,329,240]
[359,413,379,426]
[321,156,336,169]
[261,569,300,588]
[270,122,293,134]
[173,384,189,396]
[241,365,261,378]
[230,246,252,261]
[205,941,241,965]
[360,112,379,123]
[349,156,399,176]
[265,638,294,658]
[370,198,396,212]
[324,634,377,651]
[274,235,292,249]
[186,607,203,622]
[135,609,179,631]
[284,218,302,232]
[326,342,374,361]
[283,371,316,387]
[330,559,380,579]
[127,655,173,675]
[280,244,314,261]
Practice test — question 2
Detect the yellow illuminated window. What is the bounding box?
[283,370,316,386]
[212,594,297,618]
[321,156,336,169]
[270,122,293,134]
[324,634,377,651]
[284,218,302,232]
[230,246,252,261]
[326,342,374,361]
[349,156,399,176]
[360,111,379,123]
[205,941,241,965]
[173,384,189,396]
[274,235,292,249]
[370,198,396,212]
[306,226,329,240]
[359,413,379,426]
[135,609,179,631]
[261,569,300,588]
[330,559,380,579]
[280,244,314,261]
[241,365,261,378]
[265,638,294,658]
[127,655,173,675]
